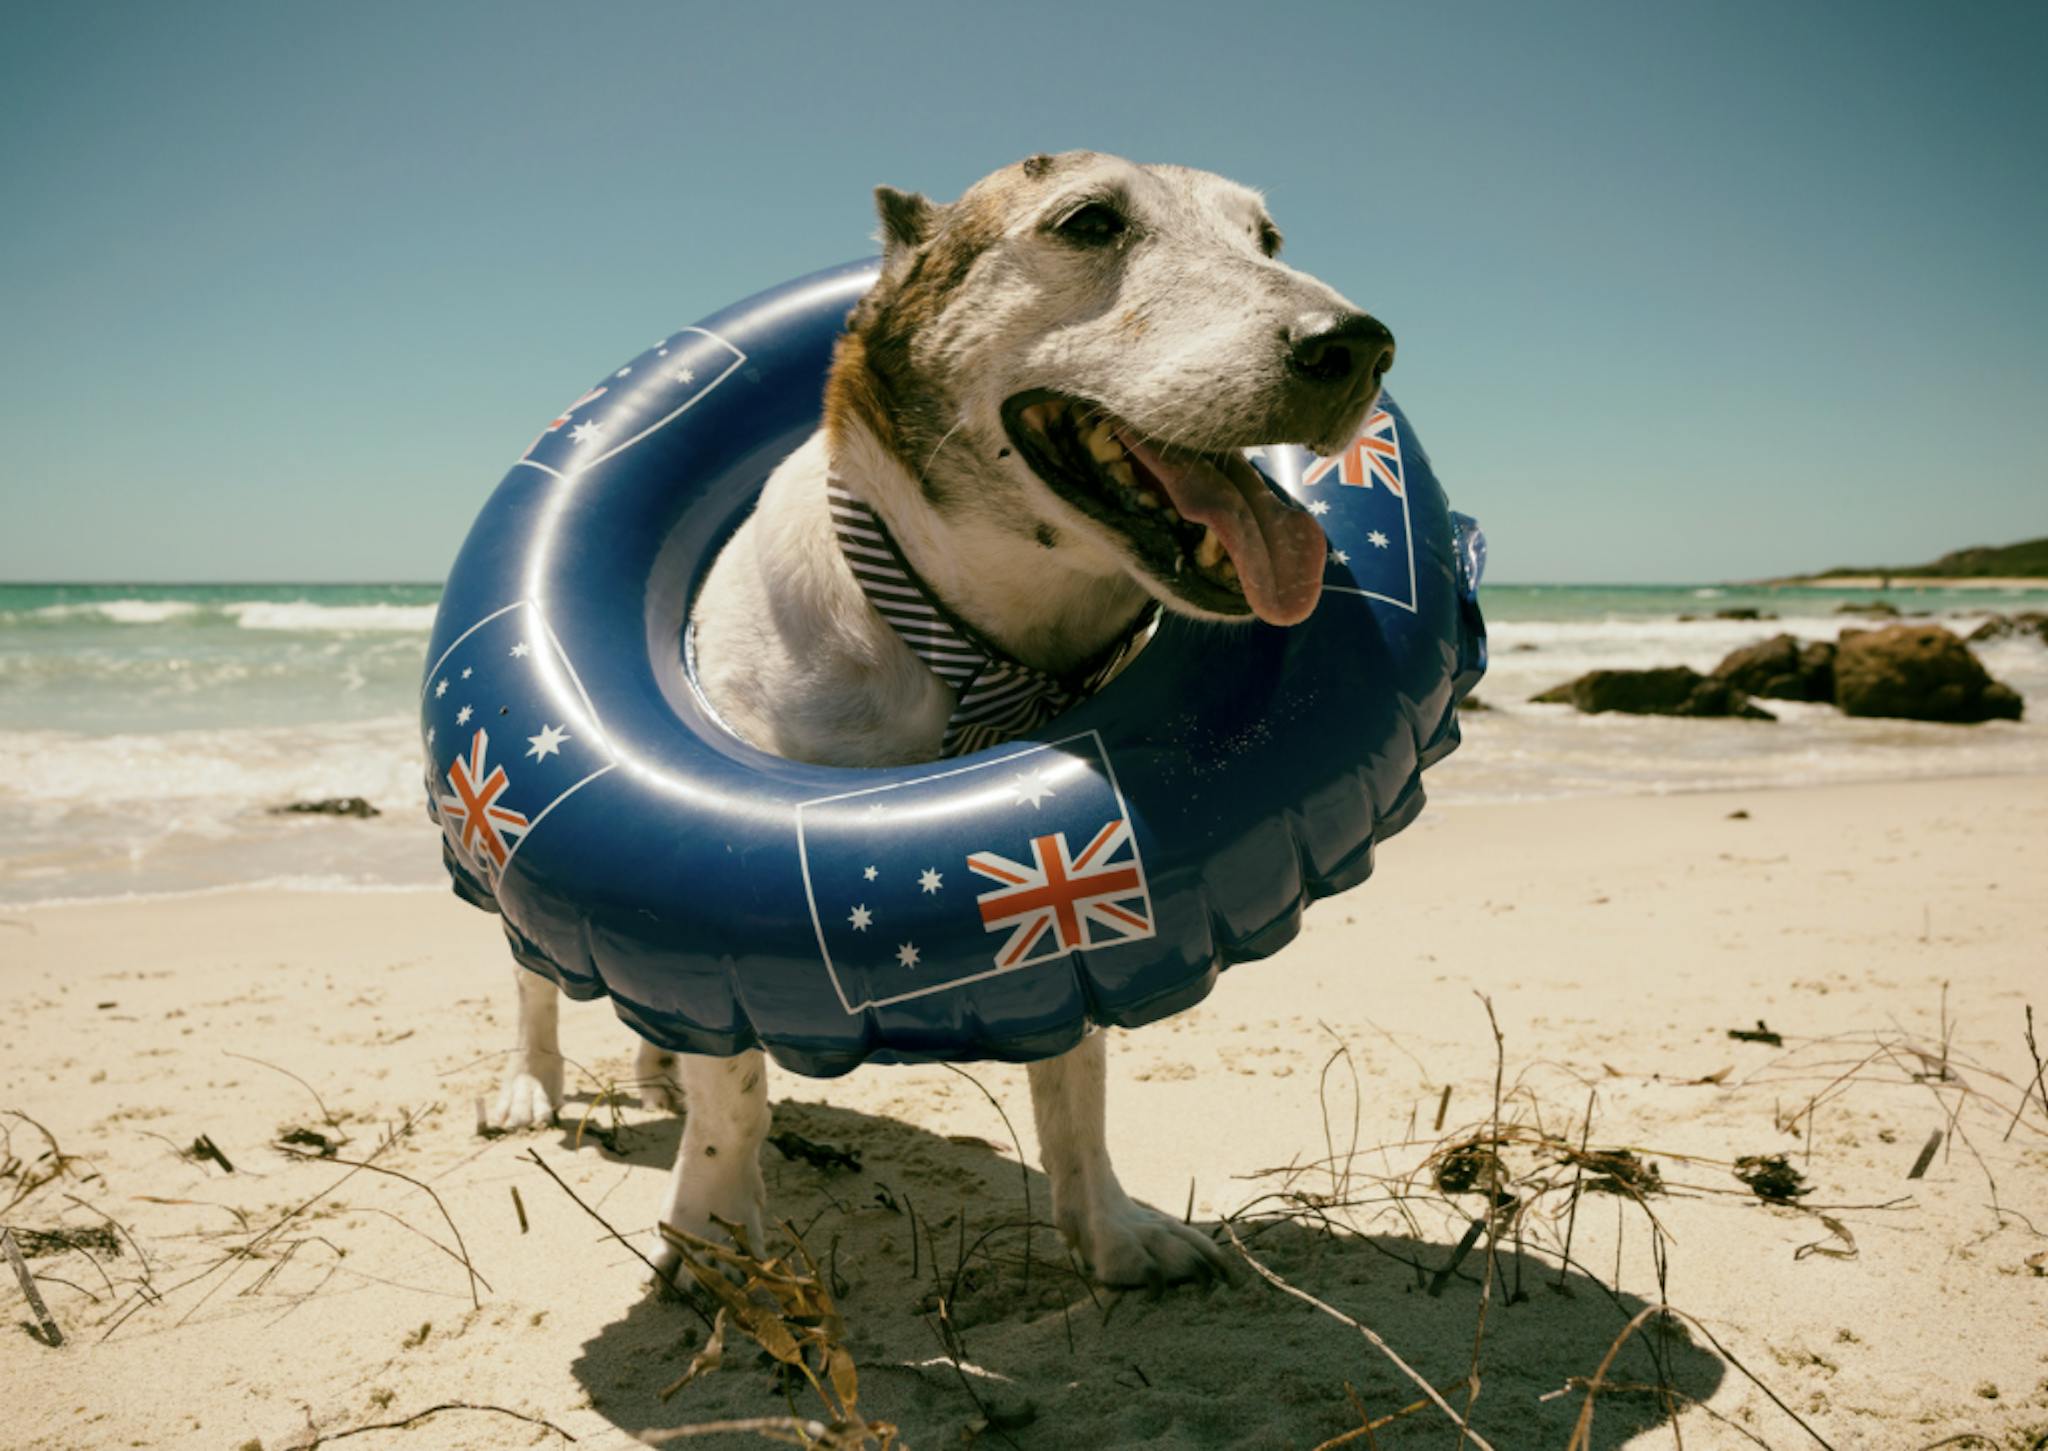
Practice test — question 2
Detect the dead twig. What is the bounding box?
[3,1227,63,1345]
[1906,1129,1943,1179]
[1565,1301,1837,1451]
[520,1149,713,1330]
[942,1062,1036,1291]
[223,1050,350,1138]
[1222,1218,1498,1451]
[2003,1005,2046,1142]
[290,1400,575,1447]
[274,1143,486,1308]
[1457,992,1509,1446]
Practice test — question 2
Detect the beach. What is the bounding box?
[5,774,2045,1449]
[6,582,2048,904]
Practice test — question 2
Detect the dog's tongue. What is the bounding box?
[1120,436,1327,625]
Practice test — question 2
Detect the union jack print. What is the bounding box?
[438,727,531,873]
[524,385,607,459]
[968,817,1153,970]
[1303,406,1404,493]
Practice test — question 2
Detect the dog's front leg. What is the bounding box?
[487,965,564,1129]
[1028,1032,1228,1288]
[649,1049,770,1287]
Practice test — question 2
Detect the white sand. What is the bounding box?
[3,775,2045,1450]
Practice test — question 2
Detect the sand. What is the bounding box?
[3,775,2045,1451]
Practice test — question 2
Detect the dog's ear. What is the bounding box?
[874,186,937,266]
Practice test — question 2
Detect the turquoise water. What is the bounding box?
[2,580,2043,903]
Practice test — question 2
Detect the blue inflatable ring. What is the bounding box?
[422,261,1486,1078]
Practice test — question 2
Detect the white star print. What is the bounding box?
[570,419,602,445]
[848,904,872,932]
[1331,549,1350,566]
[675,367,696,385]
[1307,499,1330,516]
[863,865,878,881]
[461,666,473,679]
[615,367,631,378]
[509,641,530,658]
[527,723,570,761]
[434,679,448,698]
[426,726,435,745]
[1010,770,1057,809]
[918,867,943,894]
[1368,530,1390,549]
[896,942,921,970]
[456,705,474,725]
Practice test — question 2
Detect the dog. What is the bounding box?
[486,150,1393,1289]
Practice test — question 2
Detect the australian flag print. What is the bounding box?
[796,732,1155,1013]
[422,601,617,885]
[519,326,748,480]
[1253,401,1418,613]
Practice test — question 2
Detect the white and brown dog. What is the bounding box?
[488,150,1393,1289]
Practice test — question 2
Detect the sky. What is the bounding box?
[2,0,2043,585]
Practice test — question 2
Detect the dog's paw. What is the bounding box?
[650,1156,769,1297]
[486,1069,561,1131]
[1066,1199,1231,1290]
[634,1040,685,1114]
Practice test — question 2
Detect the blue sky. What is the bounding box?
[2,1,2042,583]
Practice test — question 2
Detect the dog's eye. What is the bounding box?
[1055,202,1127,246]
[1256,221,1283,258]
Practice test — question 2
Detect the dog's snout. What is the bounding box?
[1285,312,1395,388]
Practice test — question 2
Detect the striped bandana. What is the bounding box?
[827,485,1154,757]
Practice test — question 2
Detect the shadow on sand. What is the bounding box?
[563,1099,1725,1449]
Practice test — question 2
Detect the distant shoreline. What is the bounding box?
[1752,575,2048,591]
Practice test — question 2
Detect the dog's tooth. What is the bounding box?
[1086,425,1122,463]
[1218,560,1238,584]
[1134,489,1162,508]
[1020,404,1049,431]
[1104,459,1135,486]
[1195,528,1225,568]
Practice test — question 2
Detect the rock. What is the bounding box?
[1833,625,2024,723]
[1714,607,1776,621]
[1835,600,1900,617]
[1966,611,2048,645]
[1711,633,1836,701]
[270,796,382,818]
[1459,694,1492,712]
[1530,667,1775,720]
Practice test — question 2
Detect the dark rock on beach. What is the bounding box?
[1531,667,1775,720]
[1677,608,1773,623]
[1834,600,1900,617]
[1966,611,2048,645]
[1711,634,1836,702]
[270,796,382,818]
[1833,625,2023,723]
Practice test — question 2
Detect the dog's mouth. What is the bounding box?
[999,391,1327,625]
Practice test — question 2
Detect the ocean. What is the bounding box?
[2,580,2044,906]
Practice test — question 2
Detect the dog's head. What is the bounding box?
[827,151,1392,627]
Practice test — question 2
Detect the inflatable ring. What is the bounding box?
[422,261,1486,1078]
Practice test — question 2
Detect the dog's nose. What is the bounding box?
[1286,312,1395,388]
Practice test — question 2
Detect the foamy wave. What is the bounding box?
[224,601,437,632]
[0,717,424,808]
[29,599,202,625]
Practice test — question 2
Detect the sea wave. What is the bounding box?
[6,598,436,632]
[23,599,204,625]
[222,600,438,632]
